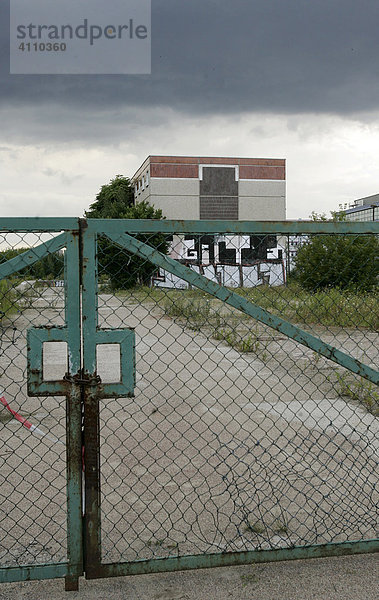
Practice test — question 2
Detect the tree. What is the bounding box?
[292,212,379,292]
[86,175,169,289]
[86,175,134,217]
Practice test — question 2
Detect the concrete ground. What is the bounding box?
[0,554,378,600]
[1,289,378,598]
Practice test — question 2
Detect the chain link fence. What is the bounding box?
[0,231,68,569]
[0,223,377,579]
[95,228,378,564]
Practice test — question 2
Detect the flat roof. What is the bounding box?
[345,200,379,214]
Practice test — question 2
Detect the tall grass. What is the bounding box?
[239,283,378,330]
[333,372,379,417]
[121,283,378,331]
[0,280,18,320]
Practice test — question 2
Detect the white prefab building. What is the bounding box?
[132,155,287,288]
[132,155,286,221]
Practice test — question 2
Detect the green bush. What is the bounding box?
[293,233,379,292]
[292,212,378,292]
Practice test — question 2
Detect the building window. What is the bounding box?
[345,206,378,221]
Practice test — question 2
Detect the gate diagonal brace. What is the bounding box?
[0,232,67,281]
[105,231,379,386]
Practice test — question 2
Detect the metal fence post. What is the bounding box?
[81,223,102,578]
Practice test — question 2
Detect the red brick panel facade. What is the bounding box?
[150,163,199,178]
[238,158,285,166]
[134,156,286,181]
[239,165,285,180]
[149,156,285,166]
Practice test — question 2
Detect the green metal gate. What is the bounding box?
[0,218,378,590]
[0,219,82,590]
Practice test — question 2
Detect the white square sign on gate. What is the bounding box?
[10,0,151,74]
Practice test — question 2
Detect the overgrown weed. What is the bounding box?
[334,372,379,416]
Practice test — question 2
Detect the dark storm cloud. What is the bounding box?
[1,0,379,137]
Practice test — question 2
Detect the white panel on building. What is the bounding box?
[153,271,188,289]
[220,265,241,288]
[149,196,199,220]
[239,197,286,220]
[241,266,260,288]
[238,180,285,197]
[151,178,200,196]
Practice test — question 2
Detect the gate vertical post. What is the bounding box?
[64,227,83,591]
[81,222,102,577]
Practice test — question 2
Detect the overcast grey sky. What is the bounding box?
[1,0,379,218]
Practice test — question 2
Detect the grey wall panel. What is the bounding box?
[151,178,200,196]
[239,180,286,198]
[200,167,237,196]
[200,167,238,219]
[239,197,286,220]
[148,195,200,219]
[200,196,238,220]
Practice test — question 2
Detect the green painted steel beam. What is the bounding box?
[1,217,377,235]
[81,226,103,570]
[82,227,98,376]
[63,230,84,587]
[23,231,83,585]
[0,562,68,584]
[0,217,79,232]
[88,218,379,235]
[106,232,379,386]
[87,539,379,579]
[0,232,67,280]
